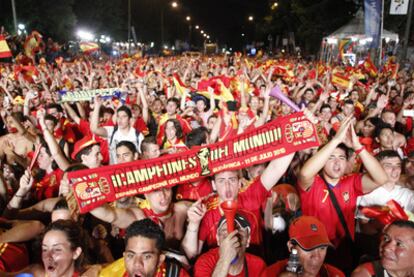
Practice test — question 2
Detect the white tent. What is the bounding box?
[326,9,398,42]
[321,9,399,64]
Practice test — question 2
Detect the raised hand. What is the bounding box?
[187,199,207,226]
[218,230,240,263]
[18,169,34,196]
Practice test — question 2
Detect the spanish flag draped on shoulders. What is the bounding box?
[156,113,192,145]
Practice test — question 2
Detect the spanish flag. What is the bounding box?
[172,73,190,96]
[79,42,99,54]
[331,72,351,89]
[0,35,12,58]
[361,56,378,78]
[24,31,44,59]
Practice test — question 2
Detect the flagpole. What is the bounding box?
[402,0,414,60]
[379,0,384,66]
[11,0,17,35]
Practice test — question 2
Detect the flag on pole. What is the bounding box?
[79,42,99,54]
[0,35,12,58]
[364,0,382,48]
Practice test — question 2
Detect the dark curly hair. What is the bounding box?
[125,219,165,252]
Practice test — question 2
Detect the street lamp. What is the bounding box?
[195,25,199,29]
[271,2,278,10]
[201,30,204,34]
[248,16,254,21]
[186,16,191,21]
[171,1,178,8]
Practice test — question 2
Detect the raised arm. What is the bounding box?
[38,112,71,171]
[90,97,108,138]
[181,199,206,259]
[139,85,149,124]
[350,124,388,193]
[298,115,354,191]
[89,204,145,229]
[63,102,81,125]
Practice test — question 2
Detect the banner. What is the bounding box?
[58,88,122,103]
[68,112,320,213]
[390,0,409,14]
[364,0,382,48]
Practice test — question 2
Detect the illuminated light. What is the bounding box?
[186,16,191,21]
[171,2,178,8]
[195,25,199,29]
[18,23,25,30]
[326,37,337,44]
[76,30,95,41]
[248,16,254,21]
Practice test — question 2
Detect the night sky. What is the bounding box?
[130,0,269,48]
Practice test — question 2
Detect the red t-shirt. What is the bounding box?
[298,174,364,246]
[0,241,29,272]
[133,117,149,136]
[33,169,64,201]
[266,259,345,277]
[194,248,266,277]
[199,177,270,248]
[78,119,110,165]
[176,178,213,201]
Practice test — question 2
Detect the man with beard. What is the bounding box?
[99,218,189,277]
[351,220,414,277]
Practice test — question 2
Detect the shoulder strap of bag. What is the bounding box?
[320,174,353,241]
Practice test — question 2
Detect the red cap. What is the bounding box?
[71,135,99,160]
[289,216,333,250]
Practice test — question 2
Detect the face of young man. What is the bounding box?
[124,236,165,277]
[81,145,103,169]
[116,145,137,164]
[166,101,177,116]
[213,170,241,202]
[382,112,397,128]
[142,144,161,160]
[380,157,402,184]
[117,111,131,129]
[323,147,347,182]
[380,225,414,274]
[145,188,172,214]
[378,128,394,150]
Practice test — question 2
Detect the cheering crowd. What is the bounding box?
[0,33,414,276]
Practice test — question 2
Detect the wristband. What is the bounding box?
[355,146,366,155]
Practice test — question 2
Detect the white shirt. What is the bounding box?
[357,184,414,213]
[104,126,144,164]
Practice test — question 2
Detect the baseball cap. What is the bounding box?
[289,216,333,251]
[71,135,99,160]
[217,213,251,231]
